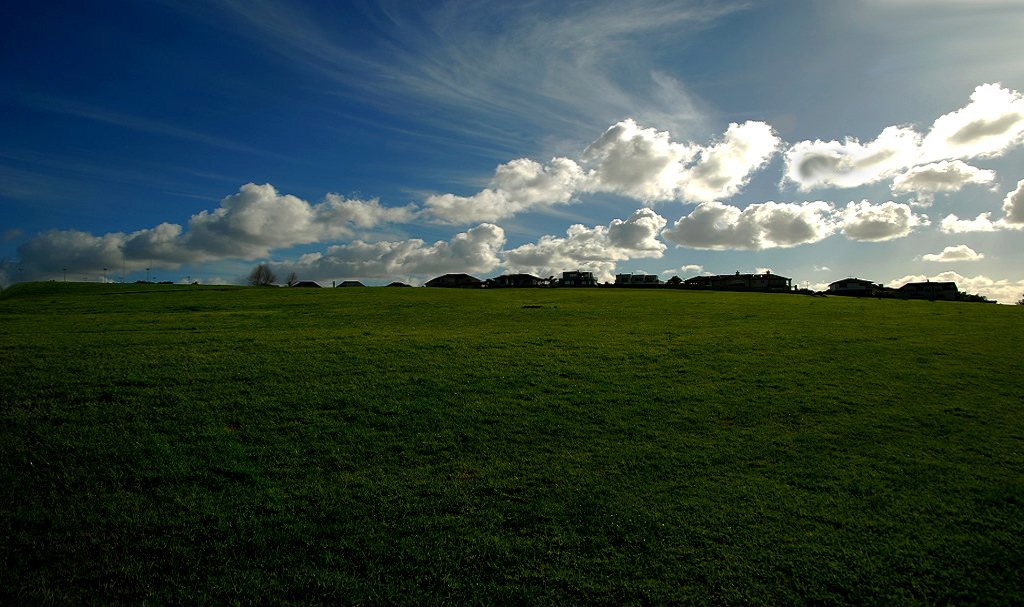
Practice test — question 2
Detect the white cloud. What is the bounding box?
[678,121,780,202]
[940,212,999,233]
[17,229,131,276]
[840,200,929,242]
[581,119,779,204]
[662,200,836,250]
[428,118,778,223]
[503,208,668,282]
[784,126,921,190]
[424,157,582,223]
[921,244,984,262]
[665,264,704,275]
[890,160,996,202]
[785,83,1024,192]
[888,271,1024,304]
[938,178,1024,232]
[1002,179,1024,225]
[15,183,417,277]
[279,223,506,279]
[921,83,1024,162]
[186,183,415,257]
[580,119,697,202]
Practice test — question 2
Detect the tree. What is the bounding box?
[1017,292,1024,305]
[287,272,298,287]
[248,264,276,286]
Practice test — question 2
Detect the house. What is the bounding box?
[665,276,683,286]
[291,280,322,288]
[337,280,365,287]
[899,281,959,301]
[425,273,484,288]
[827,278,881,297]
[386,281,412,287]
[559,270,597,287]
[489,273,544,288]
[683,271,792,292]
[614,273,662,287]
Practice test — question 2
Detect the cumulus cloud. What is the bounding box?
[428,118,780,224]
[939,178,1024,232]
[425,157,582,224]
[890,160,996,202]
[15,183,417,278]
[940,212,999,233]
[921,245,984,262]
[663,264,704,275]
[1002,179,1024,225]
[888,271,1024,304]
[581,119,779,203]
[503,208,668,281]
[580,119,697,202]
[677,121,780,202]
[17,229,131,276]
[279,223,506,279]
[921,83,1024,161]
[784,126,921,191]
[785,83,1024,192]
[840,200,929,242]
[662,200,836,250]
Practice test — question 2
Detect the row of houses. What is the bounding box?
[825,277,975,301]
[289,270,980,302]
[420,270,794,291]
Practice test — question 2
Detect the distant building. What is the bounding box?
[291,280,322,288]
[560,270,597,287]
[386,281,412,287]
[827,278,881,297]
[614,273,662,287]
[337,280,365,287]
[425,273,484,288]
[489,273,544,288]
[899,281,959,301]
[682,271,792,292]
[665,275,683,286]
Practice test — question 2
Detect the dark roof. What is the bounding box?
[828,278,876,287]
[291,280,322,288]
[425,273,483,287]
[900,281,958,290]
[338,280,365,287]
[386,281,412,287]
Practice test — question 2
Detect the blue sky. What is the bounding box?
[3,0,1024,300]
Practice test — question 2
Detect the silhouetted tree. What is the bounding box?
[287,272,298,287]
[1016,292,1024,305]
[248,264,276,287]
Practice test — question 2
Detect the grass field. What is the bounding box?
[2,282,1022,604]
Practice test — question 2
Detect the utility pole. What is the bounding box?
[62,268,67,282]
[103,268,108,283]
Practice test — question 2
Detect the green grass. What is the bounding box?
[2,282,1022,604]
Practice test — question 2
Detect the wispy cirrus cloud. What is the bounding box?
[17,94,278,159]
[170,0,749,152]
